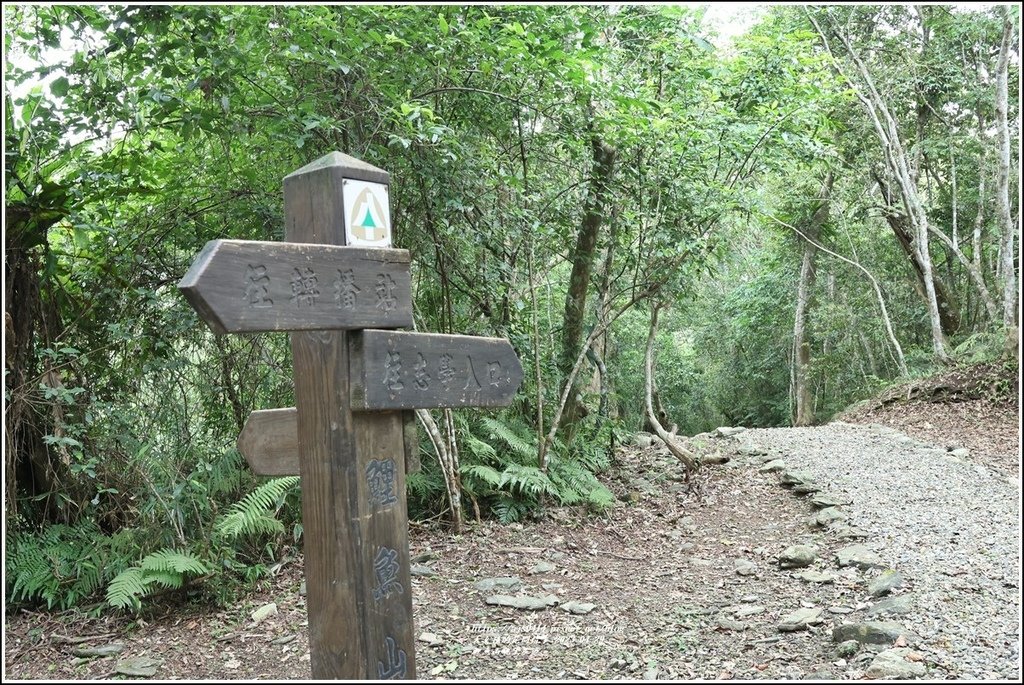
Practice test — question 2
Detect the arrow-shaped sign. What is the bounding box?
[350,330,524,411]
[237,407,421,477]
[179,239,412,334]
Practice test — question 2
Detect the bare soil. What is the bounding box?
[4,363,1019,681]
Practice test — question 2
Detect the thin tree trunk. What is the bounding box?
[764,211,908,376]
[539,283,657,471]
[972,144,986,285]
[873,173,961,335]
[415,408,462,532]
[558,129,616,429]
[995,8,1018,357]
[793,172,833,426]
[527,239,545,470]
[644,304,696,475]
[810,11,951,363]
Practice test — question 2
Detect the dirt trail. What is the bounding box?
[5,405,1019,681]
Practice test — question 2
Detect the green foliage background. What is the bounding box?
[3,4,1018,612]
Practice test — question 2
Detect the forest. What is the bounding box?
[4,4,1019,616]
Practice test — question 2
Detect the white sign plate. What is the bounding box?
[343,179,391,247]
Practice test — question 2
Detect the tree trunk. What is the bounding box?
[558,131,616,429]
[644,304,696,475]
[764,210,908,377]
[995,8,1018,358]
[811,12,951,362]
[415,408,462,532]
[793,172,834,426]
[5,203,72,521]
[873,172,961,335]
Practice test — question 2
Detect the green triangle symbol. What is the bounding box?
[360,208,377,228]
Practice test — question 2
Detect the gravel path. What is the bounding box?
[744,421,1021,680]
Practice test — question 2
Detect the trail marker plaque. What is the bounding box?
[179,152,522,680]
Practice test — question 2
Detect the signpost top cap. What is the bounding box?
[284,151,389,185]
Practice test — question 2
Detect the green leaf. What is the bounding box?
[50,76,69,98]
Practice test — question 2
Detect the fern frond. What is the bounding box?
[586,485,615,511]
[460,463,503,488]
[214,476,299,539]
[106,567,147,610]
[140,549,210,575]
[462,433,497,461]
[498,464,555,498]
[482,417,535,461]
[142,569,184,589]
[493,497,527,524]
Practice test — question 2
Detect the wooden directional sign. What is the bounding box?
[179,240,412,334]
[237,407,421,477]
[236,408,298,476]
[282,152,416,680]
[350,329,524,410]
[181,151,524,681]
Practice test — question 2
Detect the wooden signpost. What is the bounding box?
[178,152,523,680]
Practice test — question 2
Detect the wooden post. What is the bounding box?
[284,153,415,679]
[181,151,522,680]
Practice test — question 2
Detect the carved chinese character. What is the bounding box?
[377,636,408,680]
[372,547,403,601]
[463,356,482,390]
[437,353,455,387]
[375,273,397,312]
[413,353,431,390]
[243,265,273,308]
[290,267,319,307]
[333,268,360,309]
[487,361,503,387]
[383,350,404,392]
[365,458,398,508]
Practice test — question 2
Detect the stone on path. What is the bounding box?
[733,605,765,618]
[560,601,596,615]
[735,558,758,576]
[866,595,914,617]
[485,594,558,611]
[867,570,903,597]
[72,644,125,658]
[251,602,277,624]
[715,426,746,437]
[759,459,787,473]
[474,576,522,593]
[832,525,870,540]
[810,492,849,509]
[836,544,885,570]
[633,433,655,448]
[865,648,927,679]
[530,560,556,574]
[411,563,437,577]
[716,617,747,631]
[833,621,913,646]
[115,656,162,678]
[778,545,818,569]
[950,447,970,459]
[778,607,823,632]
[792,482,820,494]
[835,640,860,658]
[809,507,847,527]
[796,570,836,584]
[418,632,444,646]
[737,444,768,456]
[780,469,814,487]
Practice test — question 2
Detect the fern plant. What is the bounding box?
[7,521,116,610]
[105,548,211,611]
[214,476,300,539]
[458,412,616,518]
